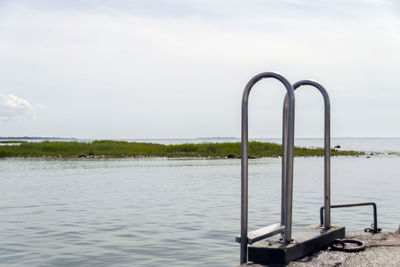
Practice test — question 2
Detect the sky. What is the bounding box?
[0,0,399,139]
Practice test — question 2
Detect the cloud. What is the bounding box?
[0,1,398,137]
[0,93,38,120]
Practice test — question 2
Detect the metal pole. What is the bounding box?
[284,89,295,243]
[240,72,295,264]
[281,97,289,229]
[283,80,331,229]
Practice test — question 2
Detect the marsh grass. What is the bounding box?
[0,140,362,158]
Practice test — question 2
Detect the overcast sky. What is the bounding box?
[0,0,399,139]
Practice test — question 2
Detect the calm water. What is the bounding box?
[1,139,399,266]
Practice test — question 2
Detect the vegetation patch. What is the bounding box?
[0,140,363,158]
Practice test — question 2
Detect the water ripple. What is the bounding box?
[0,156,398,266]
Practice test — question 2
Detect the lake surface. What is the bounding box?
[0,138,399,266]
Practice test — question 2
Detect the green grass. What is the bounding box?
[0,140,363,158]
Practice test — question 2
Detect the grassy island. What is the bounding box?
[0,140,363,158]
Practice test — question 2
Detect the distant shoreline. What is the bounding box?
[0,136,74,140]
[0,140,363,158]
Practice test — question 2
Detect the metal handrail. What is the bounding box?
[240,72,295,264]
[282,80,331,229]
[320,202,380,233]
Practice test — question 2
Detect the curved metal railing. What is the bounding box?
[282,80,331,229]
[240,72,295,264]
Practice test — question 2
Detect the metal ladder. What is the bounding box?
[237,73,332,264]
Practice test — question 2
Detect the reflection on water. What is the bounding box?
[0,155,399,266]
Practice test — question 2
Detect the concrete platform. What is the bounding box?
[240,227,400,267]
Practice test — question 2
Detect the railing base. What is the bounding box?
[248,225,345,265]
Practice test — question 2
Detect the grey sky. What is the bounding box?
[0,0,399,139]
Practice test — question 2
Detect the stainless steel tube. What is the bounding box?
[240,72,295,264]
[281,97,289,228]
[283,85,295,244]
[283,80,331,229]
[281,92,295,243]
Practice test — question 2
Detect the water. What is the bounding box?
[0,139,399,266]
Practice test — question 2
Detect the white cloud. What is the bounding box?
[0,93,38,120]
